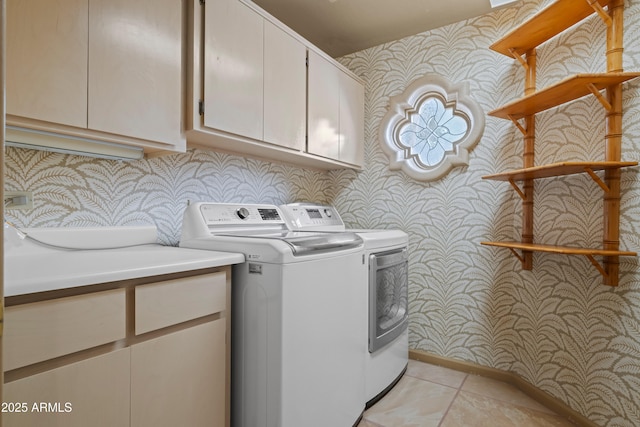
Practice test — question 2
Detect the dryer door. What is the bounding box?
[369,248,408,353]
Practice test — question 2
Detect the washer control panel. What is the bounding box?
[197,203,284,225]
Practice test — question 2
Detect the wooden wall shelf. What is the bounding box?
[483,0,637,286]
[489,73,640,120]
[481,241,636,257]
[482,161,637,181]
[481,241,636,280]
[490,0,611,57]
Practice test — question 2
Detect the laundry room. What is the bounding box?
[2,0,640,426]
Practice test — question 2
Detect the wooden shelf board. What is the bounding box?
[490,0,611,57]
[481,241,636,257]
[489,73,640,120]
[482,161,637,181]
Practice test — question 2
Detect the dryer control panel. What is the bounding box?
[280,203,345,231]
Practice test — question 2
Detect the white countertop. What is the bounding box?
[4,225,245,297]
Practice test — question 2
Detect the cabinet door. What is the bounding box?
[204,0,263,140]
[263,21,306,150]
[6,0,88,128]
[131,319,227,427]
[307,51,340,160]
[3,289,126,371]
[339,72,365,166]
[3,349,130,427]
[135,271,227,335]
[88,0,183,145]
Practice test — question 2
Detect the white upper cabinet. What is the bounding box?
[204,0,264,140]
[6,0,185,155]
[203,0,306,151]
[263,20,306,151]
[187,0,363,170]
[308,51,341,160]
[308,51,364,167]
[88,0,183,146]
[339,71,365,166]
[7,0,88,128]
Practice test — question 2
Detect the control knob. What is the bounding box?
[324,209,332,218]
[236,207,250,220]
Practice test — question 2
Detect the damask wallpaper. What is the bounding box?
[4,0,640,425]
[4,148,332,244]
[333,0,640,425]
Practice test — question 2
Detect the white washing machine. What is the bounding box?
[180,203,366,427]
[279,203,409,406]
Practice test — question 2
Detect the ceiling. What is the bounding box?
[250,0,511,57]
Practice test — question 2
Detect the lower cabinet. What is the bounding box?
[2,269,230,427]
[3,349,131,427]
[131,320,226,427]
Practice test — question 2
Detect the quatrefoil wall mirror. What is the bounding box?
[379,74,485,181]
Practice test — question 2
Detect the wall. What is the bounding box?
[333,0,640,425]
[4,0,640,425]
[3,148,331,244]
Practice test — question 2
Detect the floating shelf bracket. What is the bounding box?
[586,83,613,111]
[507,115,527,135]
[508,178,526,199]
[586,254,609,278]
[586,0,612,27]
[584,167,610,191]
[508,247,526,264]
[509,48,529,70]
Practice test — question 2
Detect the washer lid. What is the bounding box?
[218,230,363,256]
[180,203,363,257]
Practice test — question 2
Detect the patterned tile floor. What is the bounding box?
[358,360,577,427]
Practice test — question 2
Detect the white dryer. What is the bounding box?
[279,203,409,406]
[180,203,366,427]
